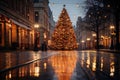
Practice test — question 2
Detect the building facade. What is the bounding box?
[34,0,55,48]
[48,7,55,46]
[76,17,93,50]
[34,0,49,48]
[0,0,34,50]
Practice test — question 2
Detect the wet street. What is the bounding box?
[0,50,120,80]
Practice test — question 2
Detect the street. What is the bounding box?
[0,50,120,80]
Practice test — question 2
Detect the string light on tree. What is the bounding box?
[50,5,78,50]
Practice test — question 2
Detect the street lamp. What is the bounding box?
[110,25,115,49]
[34,24,39,28]
[34,24,39,51]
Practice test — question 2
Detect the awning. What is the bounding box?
[11,19,31,30]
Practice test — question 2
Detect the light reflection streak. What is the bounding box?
[92,56,96,71]
[34,66,40,77]
[49,51,77,80]
[100,57,103,71]
[1,51,118,79]
[81,52,84,67]
[86,53,90,68]
[44,62,47,70]
[110,61,115,76]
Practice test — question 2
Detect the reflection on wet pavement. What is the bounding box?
[78,51,120,80]
[0,50,120,80]
[0,51,41,70]
[49,51,77,80]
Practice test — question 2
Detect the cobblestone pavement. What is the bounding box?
[0,50,120,80]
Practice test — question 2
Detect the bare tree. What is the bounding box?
[84,0,110,50]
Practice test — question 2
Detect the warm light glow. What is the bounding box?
[92,57,96,71]
[34,24,39,28]
[92,33,96,37]
[8,73,11,79]
[86,53,90,68]
[50,7,78,50]
[48,40,51,46]
[110,61,115,77]
[101,35,104,39]
[34,66,40,77]
[100,57,103,71]
[81,40,85,43]
[44,33,47,39]
[49,51,77,80]
[6,71,12,79]
[110,25,115,30]
[44,62,47,69]
[87,38,90,41]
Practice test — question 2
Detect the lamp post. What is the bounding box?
[34,24,39,51]
[110,25,115,49]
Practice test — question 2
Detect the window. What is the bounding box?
[35,11,39,22]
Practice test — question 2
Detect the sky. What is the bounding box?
[49,0,87,26]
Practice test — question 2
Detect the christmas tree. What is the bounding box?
[50,6,78,50]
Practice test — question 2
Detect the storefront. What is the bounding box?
[0,14,34,50]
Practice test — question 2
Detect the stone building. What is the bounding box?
[34,0,55,48]
[48,7,55,46]
[34,0,49,48]
[0,0,34,50]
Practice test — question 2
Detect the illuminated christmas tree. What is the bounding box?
[50,6,78,50]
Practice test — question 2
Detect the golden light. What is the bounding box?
[110,25,116,36]
[44,62,47,70]
[6,71,12,79]
[48,40,51,46]
[49,51,77,80]
[6,20,12,28]
[101,35,104,39]
[110,61,115,77]
[34,66,40,77]
[86,53,90,68]
[34,24,39,28]
[87,38,90,41]
[44,33,47,39]
[100,57,103,71]
[81,40,85,43]
[92,33,96,37]
[110,25,115,30]
[92,57,96,71]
